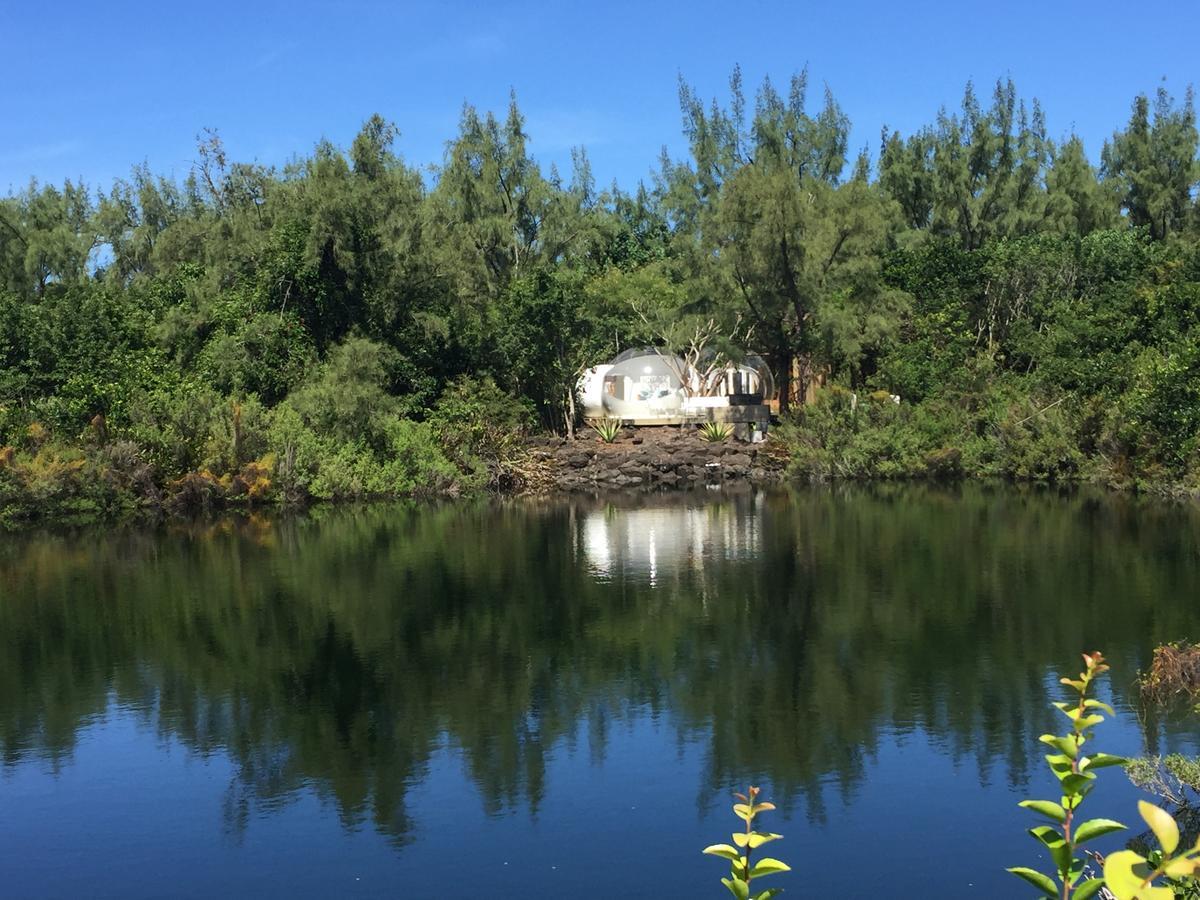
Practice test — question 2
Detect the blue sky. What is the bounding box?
[3,0,1197,195]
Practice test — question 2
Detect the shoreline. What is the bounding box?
[5,456,1199,534]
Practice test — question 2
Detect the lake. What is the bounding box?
[2,485,1200,898]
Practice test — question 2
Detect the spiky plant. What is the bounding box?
[590,418,622,443]
[699,421,734,442]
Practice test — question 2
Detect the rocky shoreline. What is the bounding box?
[526,427,789,492]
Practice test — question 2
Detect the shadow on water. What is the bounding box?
[2,483,1200,891]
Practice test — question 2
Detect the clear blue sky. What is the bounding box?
[3,0,1197,196]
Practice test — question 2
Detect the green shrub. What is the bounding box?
[989,396,1084,482]
[284,336,400,449]
[781,383,1092,484]
[0,442,144,527]
[124,381,222,477]
[428,375,533,490]
[196,312,316,406]
[378,417,458,497]
[202,396,270,475]
[267,405,457,503]
[923,446,964,479]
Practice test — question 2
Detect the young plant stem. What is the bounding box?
[1061,687,1085,899]
[743,802,754,886]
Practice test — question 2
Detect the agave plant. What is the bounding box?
[703,785,790,899]
[699,421,734,442]
[590,417,622,443]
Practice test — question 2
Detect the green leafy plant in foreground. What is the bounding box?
[703,785,791,898]
[590,417,622,443]
[1103,800,1200,899]
[699,421,734,442]
[1009,651,1129,899]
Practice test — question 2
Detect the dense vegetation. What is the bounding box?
[3,70,1200,523]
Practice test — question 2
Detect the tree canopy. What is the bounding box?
[3,70,1200,517]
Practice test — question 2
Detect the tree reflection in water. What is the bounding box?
[2,485,1200,846]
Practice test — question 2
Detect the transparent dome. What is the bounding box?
[609,346,662,365]
[693,350,774,400]
[743,354,775,401]
[601,352,685,417]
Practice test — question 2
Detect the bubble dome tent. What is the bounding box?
[577,348,773,436]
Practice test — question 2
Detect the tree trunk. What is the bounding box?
[774,351,791,414]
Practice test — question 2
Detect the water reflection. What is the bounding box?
[577,492,764,583]
[1,486,1200,865]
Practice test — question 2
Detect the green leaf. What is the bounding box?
[734,832,782,849]
[722,876,750,900]
[704,844,742,861]
[1139,800,1179,854]
[751,891,782,900]
[1071,877,1105,899]
[1046,753,1075,775]
[1067,857,1085,886]
[1083,699,1115,716]
[1082,752,1128,770]
[1006,866,1058,896]
[748,858,791,878]
[733,803,754,823]
[1103,850,1154,898]
[1047,841,1073,876]
[1028,825,1065,848]
[1040,734,1079,759]
[1060,772,1096,796]
[1163,856,1199,878]
[1073,818,1126,845]
[1020,800,1067,823]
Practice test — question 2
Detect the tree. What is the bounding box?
[0,180,98,297]
[881,80,1053,249]
[1102,86,1200,240]
[1044,136,1119,236]
[667,69,899,407]
[428,94,590,301]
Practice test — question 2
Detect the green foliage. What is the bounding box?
[703,785,790,899]
[197,311,315,405]
[283,336,400,448]
[781,386,972,481]
[4,74,1200,523]
[699,421,734,442]
[1102,88,1199,241]
[267,406,456,503]
[1104,801,1200,899]
[0,439,152,527]
[124,381,223,476]
[427,375,533,490]
[590,417,622,443]
[1009,652,1128,899]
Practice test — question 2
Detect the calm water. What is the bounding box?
[3,485,1200,898]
